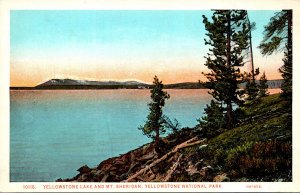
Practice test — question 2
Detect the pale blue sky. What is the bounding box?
[10,10,283,86]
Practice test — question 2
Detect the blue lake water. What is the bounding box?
[10,89,212,182]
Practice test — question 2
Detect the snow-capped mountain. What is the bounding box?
[36,79,149,87]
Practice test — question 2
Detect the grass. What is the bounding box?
[181,93,292,181]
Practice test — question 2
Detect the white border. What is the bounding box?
[1,0,299,192]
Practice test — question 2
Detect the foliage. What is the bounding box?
[280,44,292,100]
[202,10,251,129]
[258,72,269,97]
[259,11,289,55]
[198,100,226,138]
[259,10,292,99]
[243,68,260,103]
[225,141,254,168]
[241,94,285,117]
[161,115,181,135]
[138,75,170,146]
[225,140,292,176]
[232,107,246,122]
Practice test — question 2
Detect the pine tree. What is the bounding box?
[258,72,269,97]
[138,75,170,147]
[198,100,225,137]
[202,10,251,129]
[244,68,260,103]
[259,10,292,99]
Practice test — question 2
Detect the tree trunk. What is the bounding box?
[284,9,292,97]
[155,128,160,147]
[226,11,233,129]
[247,13,255,82]
[287,10,292,62]
[226,11,231,68]
[226,101,233,129]
[287,10,292,97]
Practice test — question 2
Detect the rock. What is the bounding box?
[186,161,199,175]
[199,166,213,178]
[213,173,230,182]
[77,165,91,174]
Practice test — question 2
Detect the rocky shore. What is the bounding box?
[56,128,216,182]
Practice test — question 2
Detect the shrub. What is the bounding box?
[225,141,254,169]
[225,140,292,177]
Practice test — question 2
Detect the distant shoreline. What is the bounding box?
[10,82,205,90]
[9,87,205,90]
[10,79,283,90]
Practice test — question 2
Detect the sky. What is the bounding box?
[10,10,283,86]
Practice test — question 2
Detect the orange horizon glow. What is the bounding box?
[10,62,283,87]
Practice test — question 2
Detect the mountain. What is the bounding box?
[36,78,149,87]
[33,78,204,89]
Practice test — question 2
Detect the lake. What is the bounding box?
[10,89,212,182]
[10,88,281,182]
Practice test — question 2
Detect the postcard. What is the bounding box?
[0,0,299,192]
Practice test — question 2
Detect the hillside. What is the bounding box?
[57,93,292,182]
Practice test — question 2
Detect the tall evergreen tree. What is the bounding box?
[138,76,170,147]
[202,10,251,129]
[259,10,292,99]
[258,72,269,97]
